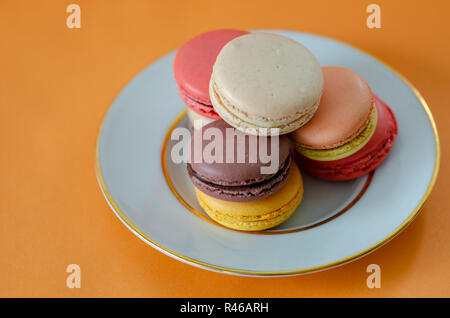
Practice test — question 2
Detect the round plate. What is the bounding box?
[96,30,440,276]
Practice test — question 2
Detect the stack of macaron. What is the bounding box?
[187,120,303,231]
[174,30,397,231]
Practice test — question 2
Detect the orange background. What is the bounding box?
[1,0,449,297]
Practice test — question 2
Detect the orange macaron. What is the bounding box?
[291,66,374,150]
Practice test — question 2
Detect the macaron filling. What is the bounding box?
[296,105,378,161]
[187,155,292,202]
[178,86,221,120]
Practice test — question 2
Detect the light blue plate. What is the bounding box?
[96,30,439,276]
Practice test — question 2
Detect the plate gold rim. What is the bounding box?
[95,32,440,276]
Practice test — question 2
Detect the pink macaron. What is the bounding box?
[173,29,249,126]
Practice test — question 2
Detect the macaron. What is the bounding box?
[290,66,398,180]
[174,29,249,128]
[195,162,303,231]
[187,119,303,231]
[210,32,323,136]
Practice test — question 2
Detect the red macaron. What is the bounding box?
[173,29,249,122]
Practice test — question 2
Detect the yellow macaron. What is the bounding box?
[195,162,304,231]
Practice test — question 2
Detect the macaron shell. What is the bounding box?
[211,32,323,132]
[294,95,397,180]
[290,66,373,149]
[180,88,221,120]
[174,29,249,105]
[195,162,303,231]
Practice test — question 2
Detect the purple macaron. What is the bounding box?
[187,120,292,202]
